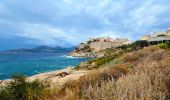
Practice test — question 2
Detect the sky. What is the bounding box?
[0,0,170,50]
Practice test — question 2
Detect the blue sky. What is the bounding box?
[0,0,170,50]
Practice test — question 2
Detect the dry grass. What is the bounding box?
[78,46,170,100]
[45,65,131,100]
[46,46,170,100]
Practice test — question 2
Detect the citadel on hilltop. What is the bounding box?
[141,27,170,44]
[69,37,131,58]
[77,37,131,51]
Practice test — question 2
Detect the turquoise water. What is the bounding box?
[0,53,89,80]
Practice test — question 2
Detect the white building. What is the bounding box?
[141,27,170,42]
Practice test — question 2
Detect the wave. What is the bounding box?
[61,55,83,59]
[34,71,42,74]
[0,73,4,75]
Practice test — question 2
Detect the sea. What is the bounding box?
[0,53,89,80]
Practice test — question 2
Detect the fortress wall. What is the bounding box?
[89,42,123,51]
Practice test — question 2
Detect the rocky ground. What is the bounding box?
[0,67,89,87]
[69,50,98,58]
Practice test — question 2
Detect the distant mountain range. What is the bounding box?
[0,46,75,53]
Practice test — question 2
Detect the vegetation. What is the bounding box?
[158,42,170,49]
[131,40,149,49]
[88,56,115,68]
[76,40,150,70]
[157,34,167,37]
[75,48,125,69]
[116,44,130,49]
[117,40,149,51]
[1,46,170,100]
[0,75,50,100]
[47,46,170,100]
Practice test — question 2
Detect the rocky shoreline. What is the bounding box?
[69,50,96,58]
[69,50,106,58]
[0,67,89,87]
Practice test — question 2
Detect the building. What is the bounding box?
[88,38,130,51]
[141,27,170,43]
[141,35,150,41]
[77,37,131,51]
[77,43,86,50]
[89,42,122,51]
[167,27,170,35]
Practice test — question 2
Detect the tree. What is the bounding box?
[0,74,49,100]
[131,40,149,50]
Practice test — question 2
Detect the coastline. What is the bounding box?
[0,66,89,87]
[0,53,91,86]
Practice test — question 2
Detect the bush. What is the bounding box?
[88,56,115,68]
[157,34,167,37]
[158,43,168,49]
[117,40,149,51]
[158,42,170,49]
[116,44,129,49]
[131,40,149,50]
[0,75,49,100]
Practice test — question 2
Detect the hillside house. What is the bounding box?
[141,27,170,44]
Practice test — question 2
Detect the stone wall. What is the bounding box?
[89,42,123,51]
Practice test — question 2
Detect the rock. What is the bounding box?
[0,80,2,84]
[78,62,90,69]
[69,50,98,58]
[66,66,74,70]
[56,72,69,78]
[47,72,70,79]
[88,62,96,70]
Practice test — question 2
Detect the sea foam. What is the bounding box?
[61,55,83,59]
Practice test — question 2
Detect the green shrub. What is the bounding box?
[157,34,167,37]
[158,42,170,49]
[74,65,80,70]
[117,41,149,51]
[100,58,124,68]
[158,43,168,49]
[0,74,49,100]
[116,44,129,49]
[89,56,117,68]
[131,40,149,50]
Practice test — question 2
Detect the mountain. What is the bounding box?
[0,46,75,53]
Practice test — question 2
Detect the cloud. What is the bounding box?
[18,23,76,45]
[5,22,77,46]
[0,0,170,49]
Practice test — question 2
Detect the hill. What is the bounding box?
[69,37,131,58]
[0,44,170,100]
[49,45,170,100]
[0,46,75,53]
